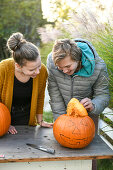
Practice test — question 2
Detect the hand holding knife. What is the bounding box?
[26,143,55,154]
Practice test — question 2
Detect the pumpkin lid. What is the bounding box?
[67,98,88,117]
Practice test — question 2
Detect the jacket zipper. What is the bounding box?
[71,77,74,98]
[71,75,78,99]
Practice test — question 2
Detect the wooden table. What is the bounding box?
[0,126,113,170]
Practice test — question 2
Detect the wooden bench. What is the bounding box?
[0,126,113,170]
[99,107,113,150]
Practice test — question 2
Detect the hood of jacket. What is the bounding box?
[72,42,95,77]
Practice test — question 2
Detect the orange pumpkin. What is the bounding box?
[0,103,11,137]
[53,98,95,148]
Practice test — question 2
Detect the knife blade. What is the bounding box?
[26,143,55,154]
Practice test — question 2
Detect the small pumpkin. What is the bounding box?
[53,98,95,148]
[0,103,11,137]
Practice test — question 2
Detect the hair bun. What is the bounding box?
[7,32,26,51]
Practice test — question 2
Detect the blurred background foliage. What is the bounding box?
[0,0,113,169]
[0,0,51,60]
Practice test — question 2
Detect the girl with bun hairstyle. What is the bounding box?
[0,32,53,134]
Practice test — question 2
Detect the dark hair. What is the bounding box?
[7,32,40,66]
[52,39,82,65]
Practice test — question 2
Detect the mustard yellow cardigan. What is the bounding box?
[0,58,48,126]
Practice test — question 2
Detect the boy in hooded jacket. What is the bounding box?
[47,38,110,132]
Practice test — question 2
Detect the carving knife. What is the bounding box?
[26,143,55,154]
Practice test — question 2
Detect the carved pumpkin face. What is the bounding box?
[53,98,95,148]
[0,103,11,137]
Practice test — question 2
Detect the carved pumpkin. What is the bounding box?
[53,98,95,148]
[0,103,11,137]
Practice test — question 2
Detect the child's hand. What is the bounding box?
[80,97,94,112]
[8,125,18,134]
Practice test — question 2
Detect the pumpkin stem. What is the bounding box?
[67,98,88,117]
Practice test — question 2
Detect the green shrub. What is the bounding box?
[39,42,53,65]
[91,27,113,108]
